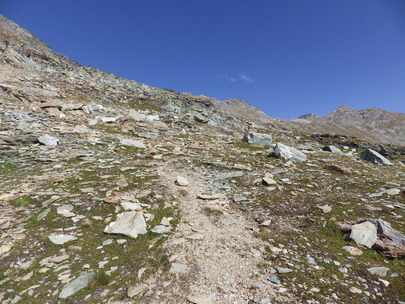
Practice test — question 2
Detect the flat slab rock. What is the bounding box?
[59,272,95,299]
[104,211,147,239]
[119,138,146,149]
[48,234,77,245]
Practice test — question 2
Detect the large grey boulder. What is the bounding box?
[104,211,147,239]
[269,143,307,162]
[59,272,95,299]
[361,149,392,165]
[242,132,273,145]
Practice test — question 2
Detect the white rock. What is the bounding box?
[38,135,59,147]
[120,202,143,211]
[104,211,147,239]
[120,138,146,149]
[101,116,120,123]
[49,234,77,245]
[386,189,400,196]
[151,225,172,234]
[176,176,189,187]
[350,221,377,248]
[367,266,390,277]
[262,176,277,186]
[342,246,363,256]
[73,125,89,133]
[317,205,332,213]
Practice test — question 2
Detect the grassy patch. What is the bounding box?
[9,198,30,206]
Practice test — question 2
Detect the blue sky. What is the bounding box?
[1,0,405,119]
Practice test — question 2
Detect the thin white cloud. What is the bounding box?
[217,73,254,83]
[218,74,237,82]
[239,73,254,82]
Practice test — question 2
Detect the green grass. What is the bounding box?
[9,198,30,206]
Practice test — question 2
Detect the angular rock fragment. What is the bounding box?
[350,221,377,248]
[38,134,59,146]
[104,211,147,239]
[361,149,392,165]
[176,176,189,186]
[342,246,363,256]
[59,272,95,299]
[49,234,77,245]
[322,145,343,154]
[367,266,389,277]
[127,283,148,298]
[120,138,146,149]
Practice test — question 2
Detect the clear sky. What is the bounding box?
[1,0,405,119]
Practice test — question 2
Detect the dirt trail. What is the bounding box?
[149,160,291,304]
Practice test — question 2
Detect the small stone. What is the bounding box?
[260,220,272,226]
[127,283,148,298]
[57,204,75,217]
[349,287,362,294]
[187,295,212,304]
[38,135,59,146]
[49,255,70,263]
[267,275,281,284]
[262,176,277,186]
[137,267,147,280]
[277,267,293,273]
[151,225,172,234]
[317,205,332,213]
[49,234,77,245]
[342,246,363,256]
[120,138,146,149]
[176,176,189,187]
[120,202,142,211]
[37,208,50,221]
[386,189,400,196]
[367,266,390,277]
[10,295,22,304]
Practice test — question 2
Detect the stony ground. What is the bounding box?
[0,95,404,304]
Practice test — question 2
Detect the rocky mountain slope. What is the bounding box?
[1,14,404,304]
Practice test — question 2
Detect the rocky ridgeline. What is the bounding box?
[1,14,405,304]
